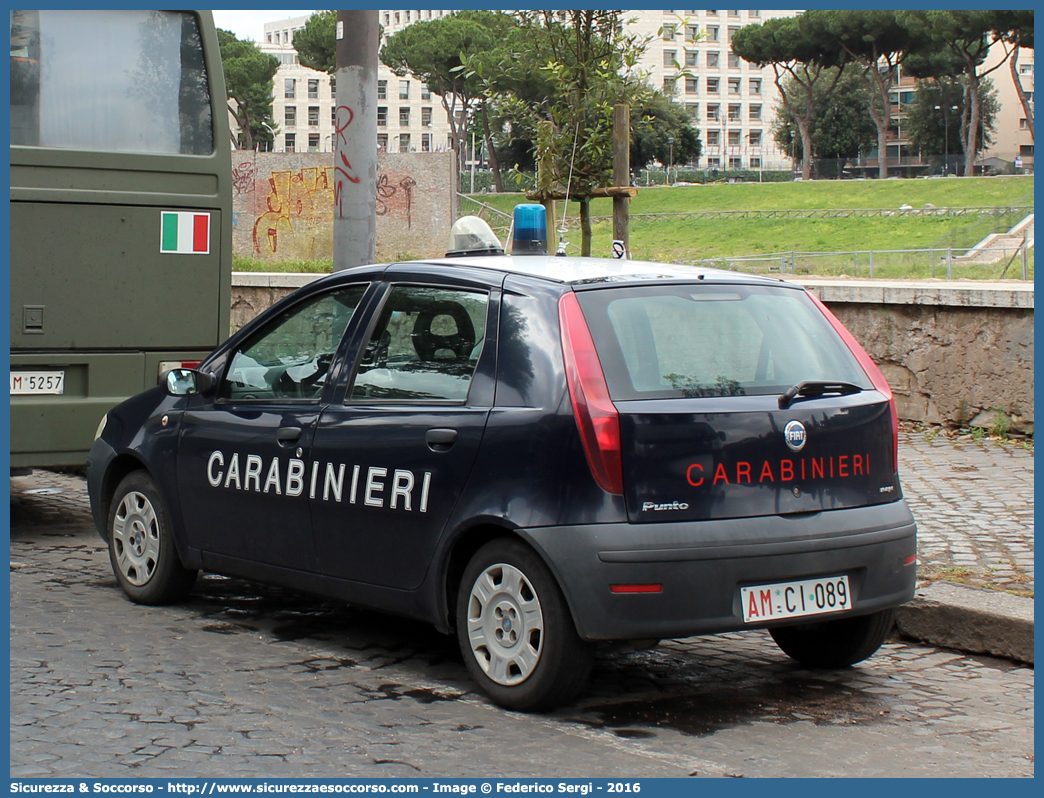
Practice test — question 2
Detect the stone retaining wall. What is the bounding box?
[231,273,1034,432]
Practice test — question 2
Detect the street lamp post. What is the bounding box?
[668,136,674,185]
[934,104,959,175]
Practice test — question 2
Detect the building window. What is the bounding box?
[421,85,431,100]
[377,80,387,100]
[685,103,699,118]
[750,78,762,95]
[664,77,677,94]
[664,49,676,68]
[685,49,698,67]
[662,23,676,40]
[331,107,337,127]
[707,103,720,120]
[1020,118,1029,129]
[308,79,319,99]
[685,77,698,94]
[708,157,720,167]
[377,133,388,151]
[728,52,741,69]
[377,106,387,127]
[728,129,741,146]
[729,156,742,169]
[707,26,719,41]
[707,51,720,68]
[708,10,719,15]
[422,133,432,152]
[394,12,400,25]
[1019,63,1033,75]
[285,106,296,127]
[383,13,390,26]
[1019,144,1034,156]
[728,26,740,40]
[421,107,432,126]
[728,10,741,16]
[750,156,762,168]
[399,133,411,152]
[400,107,410,127]
[749,104,762,120]
[307,106,318,127]
[685,24,699,41]
[284,133,295,152]
[707,129,720,146]
[750,10,760,18]
[749,130,762,146]
[707,77,720,94]
[308,133,320,152]
[728,77,741,94]
[399,80,410,100]
[728,103,741,121]
[284,78,295,99]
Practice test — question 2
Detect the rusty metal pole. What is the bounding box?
[333,10,378,270]
[612,104,630,257]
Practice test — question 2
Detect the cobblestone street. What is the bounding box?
[9,454,1034,778]
[900,430,1034,594]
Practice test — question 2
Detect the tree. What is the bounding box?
[381,12,510,174]
[901,11,1016,176]
[801,10,927,179]
[991,10,1034,141]
[629,91,702,174]
[293,10,337,74]
[773,68,876,177]
[732,15,846,180]
[904,77,998,173]
[217,28,279,150]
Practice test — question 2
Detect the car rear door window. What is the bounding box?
[221,285,367,401]
[350,286,489,402]
[577,285,871,401]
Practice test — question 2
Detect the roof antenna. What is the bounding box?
[557,121,580,257]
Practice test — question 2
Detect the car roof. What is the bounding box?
[396,255,790,288]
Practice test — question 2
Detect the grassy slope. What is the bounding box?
[467,176,1034,262]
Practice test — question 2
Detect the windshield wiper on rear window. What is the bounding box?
[778,380,863,409]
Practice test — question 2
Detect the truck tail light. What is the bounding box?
[559,291,624,495]
[806,291,898,473]
[158,360,202,383]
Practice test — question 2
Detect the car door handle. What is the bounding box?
[426,428,458,451]
[277,426,302,444]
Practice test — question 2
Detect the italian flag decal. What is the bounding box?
[160,211,211,254]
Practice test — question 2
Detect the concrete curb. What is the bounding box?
[895,582,1034,665]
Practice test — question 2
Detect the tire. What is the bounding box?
[770,608,896,669]
[456,538,593,711]
[107,471,197,605]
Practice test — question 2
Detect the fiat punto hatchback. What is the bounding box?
[88,241,916,710]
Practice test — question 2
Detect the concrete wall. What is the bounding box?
[231,151,457,264]
[230,273,1034,432]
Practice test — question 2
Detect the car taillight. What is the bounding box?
[559,291,624,495]
[806,291,898,473]
[158,360,202,383]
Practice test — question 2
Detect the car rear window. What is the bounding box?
[576,284,872,401]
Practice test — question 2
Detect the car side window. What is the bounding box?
[349,285,489,402]
[221,285,367,401]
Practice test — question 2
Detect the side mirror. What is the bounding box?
[164,369,215,396]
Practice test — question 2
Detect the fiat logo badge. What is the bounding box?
[784,420,807,452]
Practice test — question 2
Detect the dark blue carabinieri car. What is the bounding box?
[87,230,916,710]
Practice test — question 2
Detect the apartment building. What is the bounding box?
[261,15,454,154]
[623,10,799,170]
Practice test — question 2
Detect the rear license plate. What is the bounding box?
[741,575,851,623]
[10,371,65,395]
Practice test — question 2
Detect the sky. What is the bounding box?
[211,9,316,42]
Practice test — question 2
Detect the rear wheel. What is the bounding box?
[770,608,895,668]
[107,471,197,605]
[456,538,592,711]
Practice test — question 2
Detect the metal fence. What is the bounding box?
[691,244,1033,282]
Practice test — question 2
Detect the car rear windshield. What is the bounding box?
[575,284,873,401]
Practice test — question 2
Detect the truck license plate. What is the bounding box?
[10,371,65,395]
[741,575,851,623]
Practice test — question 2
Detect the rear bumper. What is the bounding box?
[521,500,917,641]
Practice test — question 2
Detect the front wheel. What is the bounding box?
[770,608,896,668]
[107,471,197,605]
[456,538,592,711]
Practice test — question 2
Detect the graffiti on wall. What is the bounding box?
[333,105,362,220]
[230,151,453,262]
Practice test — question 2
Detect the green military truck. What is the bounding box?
[10,10,232,472]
